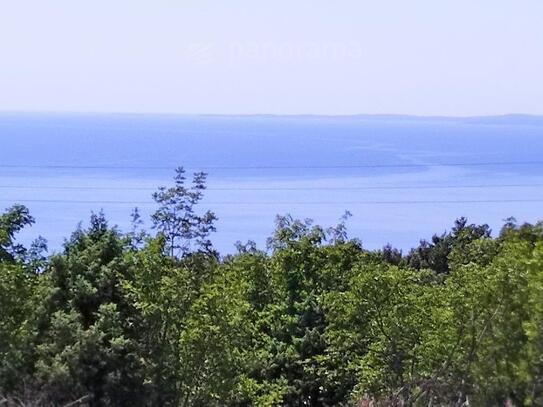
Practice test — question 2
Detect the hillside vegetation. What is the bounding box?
[1,169,543,406]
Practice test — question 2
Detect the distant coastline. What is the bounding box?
[1,110,543,126]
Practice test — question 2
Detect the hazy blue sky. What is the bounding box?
[1,1,542,115]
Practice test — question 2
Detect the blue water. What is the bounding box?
[1,112,542,254]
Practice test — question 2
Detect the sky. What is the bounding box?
[1,0,543,115]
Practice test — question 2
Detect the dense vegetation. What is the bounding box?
[1,168,543,406]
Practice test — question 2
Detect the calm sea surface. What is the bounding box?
[1,113,542,253]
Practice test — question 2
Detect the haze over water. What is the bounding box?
[1,112,542,254]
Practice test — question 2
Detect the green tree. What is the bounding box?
[33,212,145,406]
[0,205,43,396]
[0,204,35,262]
[151,167,217,257]
[407,217,491,275]
[251,215,364,406]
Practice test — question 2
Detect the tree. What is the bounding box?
[177,262,255,406]
[151,167,217,257]
[123,235,218,405]
[0,204,35,263]
[33,212,146,406]
[407,217,491,275]
[257,215,364,406]
[0,205,42,395]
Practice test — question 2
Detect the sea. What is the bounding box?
[1,112,542,254]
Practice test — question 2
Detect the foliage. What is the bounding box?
[151,167,217,257]
[0,204,35,262]
[2,172,543,406]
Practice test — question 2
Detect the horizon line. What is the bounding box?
[1,110,543,120]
